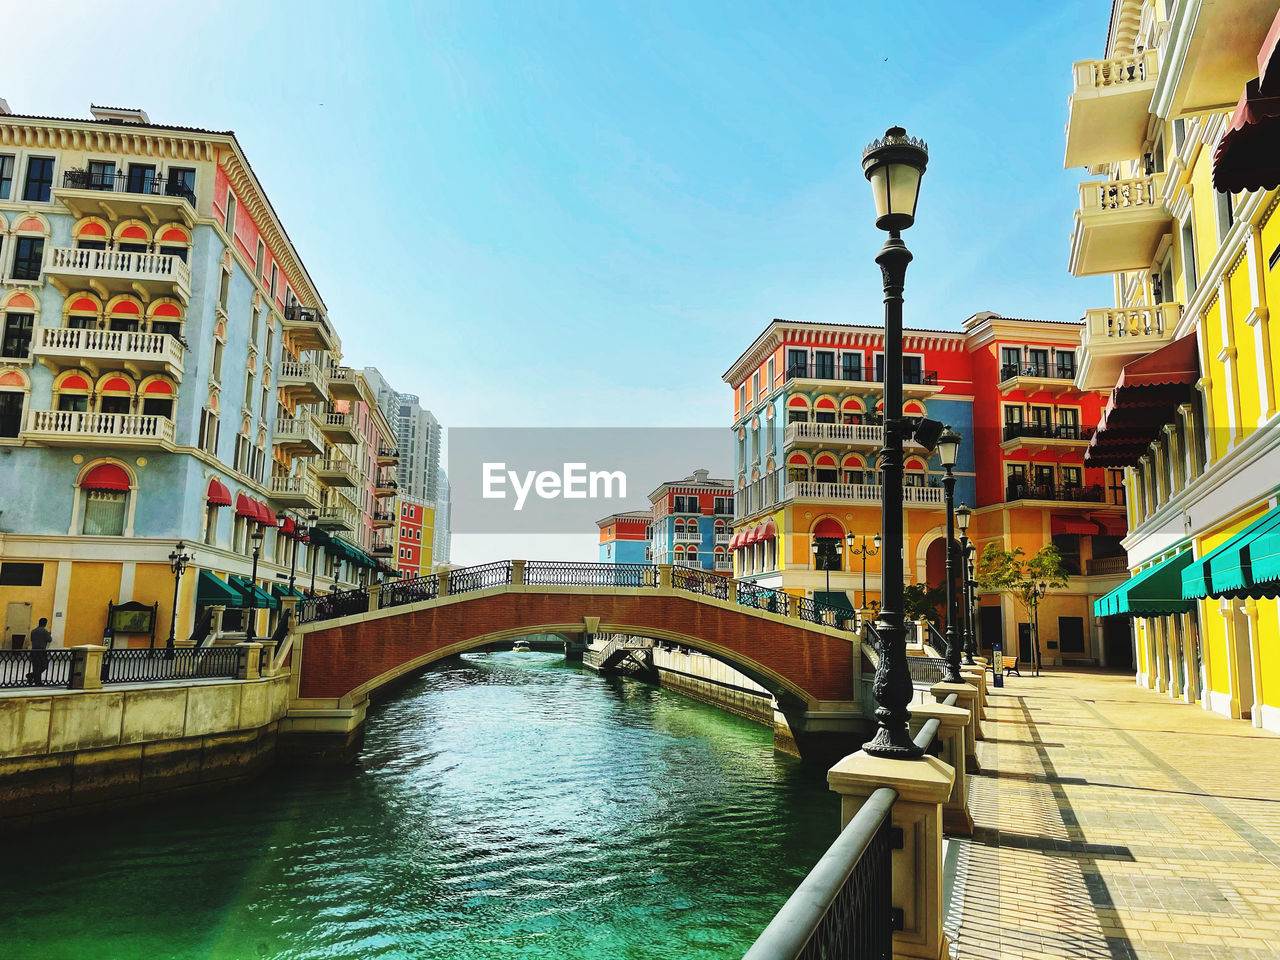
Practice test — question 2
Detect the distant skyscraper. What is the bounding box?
[434,467,452,565]
[362,367,441,504]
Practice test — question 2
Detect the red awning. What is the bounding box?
[728,530,742,550]
[1052,515,1099,537]
[81,463,130,491]
[761,518,777,540]
[1092,514,1127,538]
[206,477,232,506]
[1260,6,1280,95]
[747,524,763,544]
[1086,334,1198,468]
[1212,78,1280,193]
[256,502,277,526]
[280,517,297,538]
[235,493,258,519]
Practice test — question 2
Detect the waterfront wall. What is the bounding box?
[0,674,289,826]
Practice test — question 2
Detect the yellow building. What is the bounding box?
[1073,0,1280,732]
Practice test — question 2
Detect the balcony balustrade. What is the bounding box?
[371,510,395,528]
[1064,49,1160,168]
[376,446,399,465]
[24,409,174,447]
[53,170,196,225]
[374,475,399,498]
[371,539,394,557]
[1005,482,1117,507]
[326,365,363,401]
[673,530,701,544]
[1076,303,1182,391]
[714,560,732,572]
[784,361,939,391]
[31,326,183,378]
[1069,174,1169,277]
[1086,556,1129,576]
[268,473,321,508]
[786,420,885,447]
[314,457,358,488]
[44,246,192,302]
[272,416,325,456]
[997,361,1079,396]
[715,531,732,544]
[316,409,358,444]
[314,504,358,531]
[277,360,329,404]
[784,481,945,506]
[282,304,337,353]
[1000,422,1095,452]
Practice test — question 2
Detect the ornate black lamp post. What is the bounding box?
[936,427,963,684]
[287,513,302,594]
[956,503,976,664]
[846,532,881,612]
[308,512,320,596]
[811,537,843,597]
[1029,580,1047,676]
[166,540,191,654]
[248,524,264,640]
[862,125,929,759]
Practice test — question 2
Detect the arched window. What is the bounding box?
[54,372,92,412]
[112,220,152,254]
[904,457,928,488]
[787,395,811,424]
[96,374,135,415]
[139,377,176,418]
[787,452,811,484]
[686,549,698,567]
[1,291,38,361]
[105,296,144,333]
[72,217,110,251]
[840,397,865,425]
[814,396,838,424]
[156,225,191,263]
[812,517,845,572]
[64,295,102,330]
[9,217,48,282]
[147,300,184,338]
[79,462,132,536]
[0,368,30,438]
[814,452,839,484]
[842,454,866,486]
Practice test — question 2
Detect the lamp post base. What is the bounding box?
[862,724,925,758]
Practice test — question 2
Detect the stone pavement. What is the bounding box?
[945,668,1280,960]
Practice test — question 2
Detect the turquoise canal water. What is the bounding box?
[0,652,839,959]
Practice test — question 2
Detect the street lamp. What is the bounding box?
[287,512,302,594]
[936,427,963,685]
[308,512,320,595]
[846,532,881,613]
[862,124,929,758]
[811,537,843,598]
[166,540,191,654]
[1029,580,1047,677]
[248,524,264,640]
[956,503,976,665]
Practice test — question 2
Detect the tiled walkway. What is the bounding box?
[946,669,1280,960]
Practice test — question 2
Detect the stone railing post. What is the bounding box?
[367,583,382,612]
[931,679,981,771]
[236,642,261,680]
[511,559,526,586]
[657,564,673,590]
[281,596,298,630]
[915,617,930,647]
[210,605,226,641]
[909,700,973,836]
[439,569,452,597]
[257,639,278,676]
[70,645,106,690]
[960,664,987,723]
[727,580,738,604]
[828,751,955,960]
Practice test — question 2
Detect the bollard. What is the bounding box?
[70,645,106,690]
[511,559,526,586]
[930,679,981,772]
[236,642,262,680]
[367,583,382,613]
[909,700,973,836]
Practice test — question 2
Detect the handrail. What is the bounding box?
[741,787,895,960]
[188,607,215,649]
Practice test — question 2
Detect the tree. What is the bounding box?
[975,543,1070,675]
[902,582,946,624]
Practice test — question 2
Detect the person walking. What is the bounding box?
[27,617,52,684]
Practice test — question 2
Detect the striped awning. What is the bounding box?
[1094,551,1194,618]
[1182,504,1280,601]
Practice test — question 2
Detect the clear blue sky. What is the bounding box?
[7,1,1114,561]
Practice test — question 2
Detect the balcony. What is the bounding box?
[316,409,359,445]
[277,360,329,404]
[314,457,358,488]
[673,530,701,544]
[31,326,183,378]
[1064,50,1160,168]
[996,362,1079,397]
[44,246,191,303]
[785,420,885,448]
[326,365,363,401]
[1158,0,1280,117]
[999,422,1095,453]
[314,504,358,531]
[1005,482,1119,508]
[372,510,395,529]
[23,410,174,448]
[272,416,324,457]
[374,475,399,498]
[1069,175,1169,277]
[784,481,945,507]
[1076,303,1182,392]
[53,170,196,226]
[371,539,393,557]
[282,305,337,353]
[377,446,399,466]
[714,560,732,572]
[268,473,321,508]
[784,362,940,395]
[715,531,732,544]
[1086,556,1129,576]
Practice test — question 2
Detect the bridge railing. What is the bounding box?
[671,565,731,600]
[380,574,440,609]
[525,561,657,588]
[448,560,513,594]
[298,587,370,624]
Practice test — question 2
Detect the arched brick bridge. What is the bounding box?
[279,561,873,763]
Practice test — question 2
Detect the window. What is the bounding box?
[1056,351,1076,379]
[813,350,835,380]
[1181,218,1198,297]
[1215,189,1234,243]
[126,164,156,195]
[787,349,807,378]
[204,504,220,546]
[1,313,33,359]
[902,355,924,384]
[739,384,746,410]
[199,409,220,455]
[212,339,224,383]
[1027,349,1049,378]
[766,357,774,387]
[224,191,237,236]
[159,244,188,263]
[83,491,127,536]
[0,154,13,199]
[255,240,265,280]
[11,237,44,281]
[1000,346,1020,377]
[270,263,278,299]
[0,389,24,438]
[1108,469,1126,505]
[1061,466,1082,488]
[250,308,262,346]
[0,562,43,586]
[167,167,196,199]
[752,371,760,400]
[714,496,732,515]
[88,160,116,190]
[1173,118,1187,153]
[22,157,54,202]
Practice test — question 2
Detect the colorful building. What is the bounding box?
[723,314,1127,663]
[0,102,399,650]
[1070,0,1280,733]
[647,470,735,572]
[596,510,652,565]
[392,495,435,578]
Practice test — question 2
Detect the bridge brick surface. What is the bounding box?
[298,589,857,707]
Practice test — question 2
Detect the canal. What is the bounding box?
[0,651,839,959]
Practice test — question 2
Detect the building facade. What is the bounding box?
[597,510,651,564]
[0,103,398,649]
[647,470,735,572]
[361,367,440,504]
[1070,0,1280,732]
[392,494,434,578]
[433,466,451,566]
[723,315,1127,663]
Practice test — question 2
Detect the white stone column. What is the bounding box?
[1245,225,1277,423]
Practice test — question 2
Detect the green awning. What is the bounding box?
[196,570,245,608]
[1095,551,1194,618]
[816,591,857,612]
[331,536,376,569]
[230,575,278,609]
[271,583,306,601]
[1182,504,1280,600]
[1246,530,1280,595]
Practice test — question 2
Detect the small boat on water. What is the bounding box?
[512,640,532,653]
